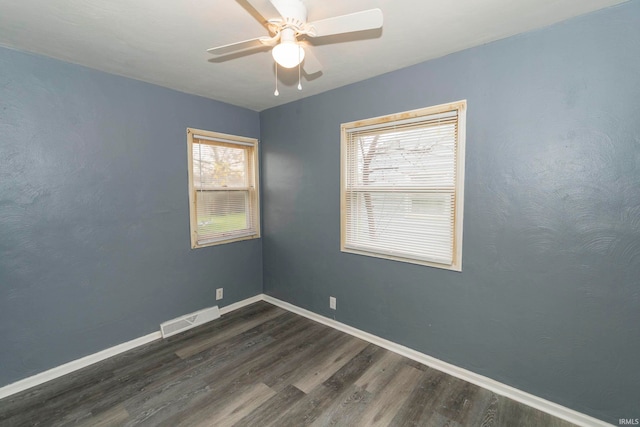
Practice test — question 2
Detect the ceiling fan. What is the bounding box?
[207,0,383,95]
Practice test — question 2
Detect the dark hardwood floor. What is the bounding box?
[0,302,577,426]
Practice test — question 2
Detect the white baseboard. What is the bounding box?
[0,294,261,400]
[219,294,263,315]
[262,294,611,427]
[0,293,612,427]
[0,331,162,400]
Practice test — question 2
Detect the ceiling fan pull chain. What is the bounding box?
[297,48,302,91]
[274,62,279,96]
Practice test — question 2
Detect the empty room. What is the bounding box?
[0,0,638,426]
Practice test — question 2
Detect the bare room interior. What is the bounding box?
[0,0,639,426]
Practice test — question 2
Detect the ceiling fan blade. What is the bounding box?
[207,36,277,56]
[307,8,383,38]
[246,0,283,22]
[302,45,322,74]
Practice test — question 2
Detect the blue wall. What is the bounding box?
[0,47,262,387]
[260,2,640,423]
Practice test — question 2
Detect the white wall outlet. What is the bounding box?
[329,296,337,310]
[216,288,223,300]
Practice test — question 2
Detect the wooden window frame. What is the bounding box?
[187,128,260,249]
[340,100,466,271]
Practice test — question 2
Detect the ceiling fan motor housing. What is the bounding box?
[270,0,307,30]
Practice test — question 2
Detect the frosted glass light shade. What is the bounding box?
[272,42,305,68]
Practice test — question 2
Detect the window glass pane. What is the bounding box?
[192,144,247,189]
[346,192,453,264]
[341,102,464,269]
[355,124,456,188]
[196,190,249,235]
[187,129,260,248]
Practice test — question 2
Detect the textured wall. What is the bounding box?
[260,2,640,423]
[0,47,262,387]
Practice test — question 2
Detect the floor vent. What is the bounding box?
[160,305,220,338]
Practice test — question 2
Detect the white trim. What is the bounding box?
[0,295,261,400]
[262,295,612,427]
[192,134,255,147]
[187,128,258,146]
[340,100,466,272]
[0,331,161,400]
[344,110,457,133]
[219,294,263,315]
[0,293,613,427]
[186,127,261,250]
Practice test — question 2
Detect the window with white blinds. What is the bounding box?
[340,101,466,270]
[187,128,260,248]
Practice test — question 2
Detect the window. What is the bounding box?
[187,128,260,248]
[340,101,466,271]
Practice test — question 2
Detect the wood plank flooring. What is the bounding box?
[0,302,577,426]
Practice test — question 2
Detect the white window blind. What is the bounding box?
[187,129,260,248]
[341,101,465,270]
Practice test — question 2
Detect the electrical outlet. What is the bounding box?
[216,288,223,300]
[329,296,336,310]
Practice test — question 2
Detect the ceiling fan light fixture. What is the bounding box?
[272,41,305,68]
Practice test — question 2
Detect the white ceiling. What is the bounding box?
[0,0,627,111]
